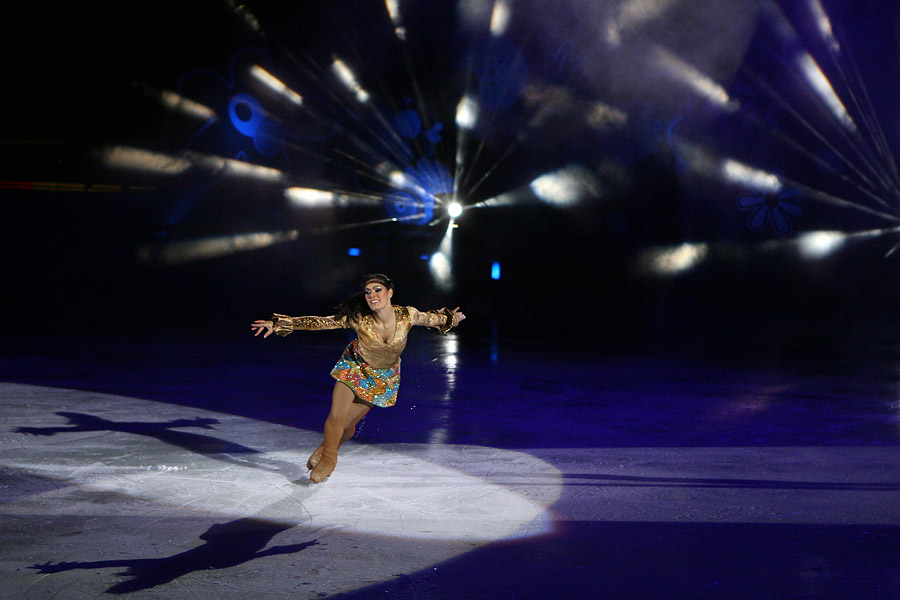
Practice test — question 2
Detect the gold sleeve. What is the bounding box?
[408,306,456,335]
[271,314,347,337]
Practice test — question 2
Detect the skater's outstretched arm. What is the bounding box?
[251,314,348,338]
[408,306,466,334]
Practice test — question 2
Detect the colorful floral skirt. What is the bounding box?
[330,340,401,407]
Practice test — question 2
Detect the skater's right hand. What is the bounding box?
[251,320,274,338]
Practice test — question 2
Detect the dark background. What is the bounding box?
[4,0,900,358]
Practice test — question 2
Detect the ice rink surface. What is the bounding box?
[2,333,900,598]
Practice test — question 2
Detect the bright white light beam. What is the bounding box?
[798,52,855,131]
[430,220,456,292]
[157,90,217,122]
[721,160,782,194]
[285,187,335,207]
[332,58,371,104]
[490,0,512,36]
[806,0,840,54]
[103,146,192,175]
[529,165,601,207]
[250,65,303,106]
[140,230,299,265]
[456,95,479,130]
[384,0,407,40]
[196,154,285,183]
[653,46,737,112]
[796,230,846,259]
[637,242,710,276]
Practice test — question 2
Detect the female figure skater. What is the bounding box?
[251,273,465,483]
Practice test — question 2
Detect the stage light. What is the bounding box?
[200,156,284,183]
[448,201,463,218]
[389,170,428,196]
[471,191,521,208]
[637,242,710,276]
[806,0,840,53]
[384,0,407,39]
[156,89,216,122]
[102,146,191,175]
[797,231,846,259]
[139,230,299,265]
[104,146,285,185]
[285,187,335,207]
[429,252,453,291]
[652,46,737,112]
[490,0,511,36]
[250,65,303,106]
[455,95,479,130]
[331,58,370,104]
[389,170,409,187]
[721,160,782,193]
[529,165,600,207]
[430,219,457,292]
[797,52,855,130]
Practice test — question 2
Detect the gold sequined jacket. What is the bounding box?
[271,306,457,369]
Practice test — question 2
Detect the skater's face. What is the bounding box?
[364,281,393,310]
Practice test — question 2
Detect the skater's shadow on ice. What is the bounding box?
[30,517,318,593]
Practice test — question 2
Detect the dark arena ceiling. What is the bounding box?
[6,0,900,347]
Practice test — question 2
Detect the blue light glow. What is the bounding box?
[491,262,501,280]
[348,248,361,256]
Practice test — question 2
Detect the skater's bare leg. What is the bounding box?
[310,382,355,483]
[307,400,370,469]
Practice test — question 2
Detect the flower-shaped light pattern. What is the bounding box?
[737,171,806,236]
[178,48,338,173]
[381,102,449,225]
[385,158,453,225]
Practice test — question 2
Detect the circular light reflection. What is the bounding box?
[0,384,561,543]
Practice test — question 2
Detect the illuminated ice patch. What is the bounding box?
[0,384,560,542]
[28,446,557,541]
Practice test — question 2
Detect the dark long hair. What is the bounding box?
[334,273,394,323]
